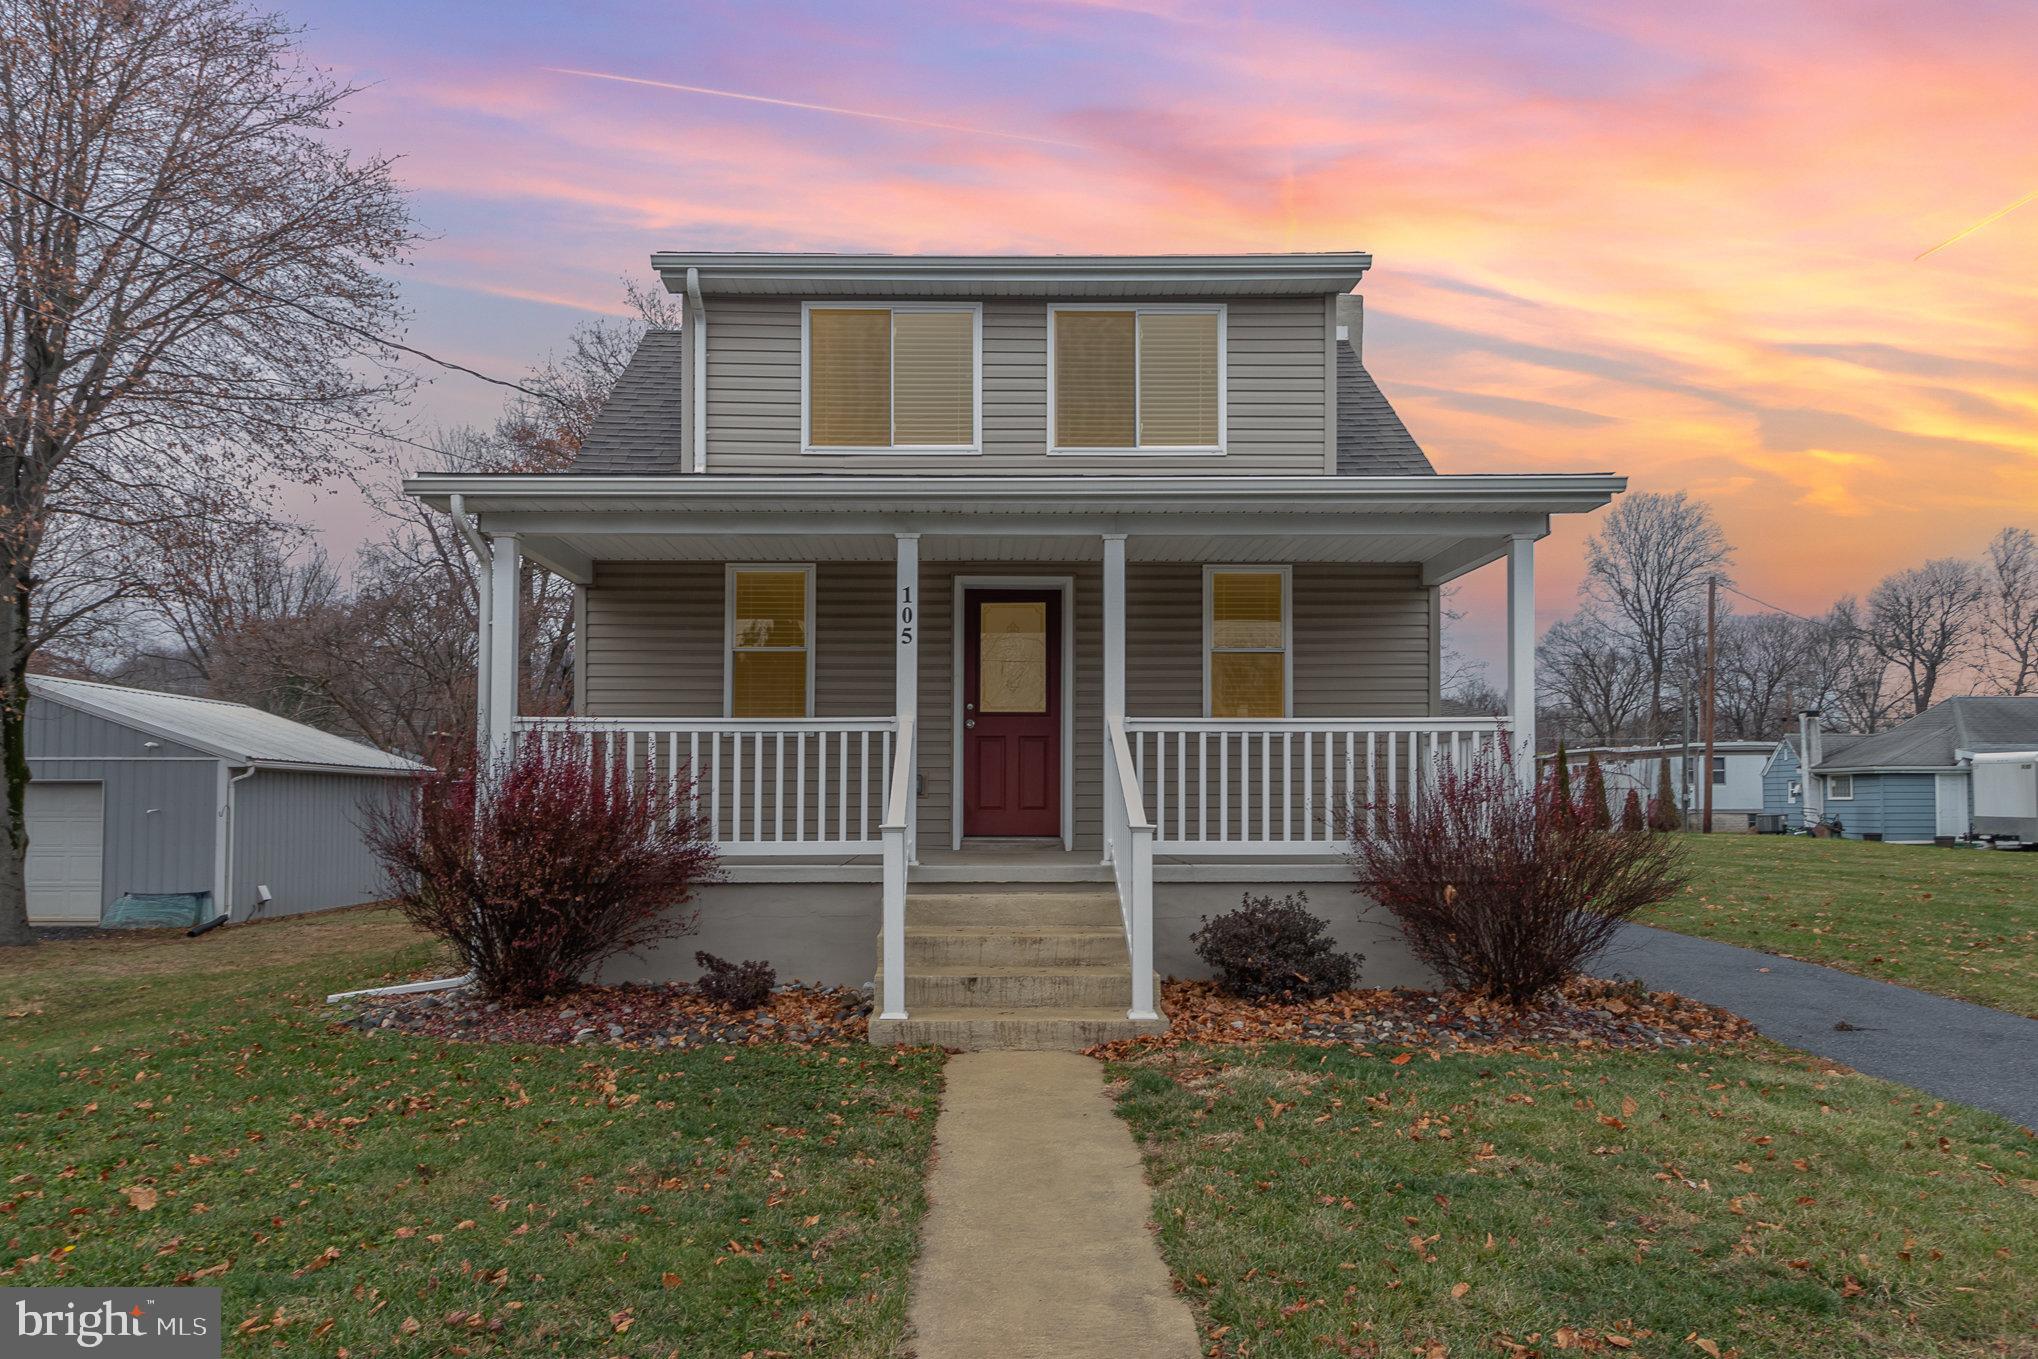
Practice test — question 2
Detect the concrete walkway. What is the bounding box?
[1607,923,2038,1128]
[907,1052,1200,1359]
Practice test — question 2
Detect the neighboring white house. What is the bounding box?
[1540,740,1774,829]
[25,676,423,927]
[407,249,1625,1048]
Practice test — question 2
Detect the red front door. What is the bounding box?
[962,588,1062,838]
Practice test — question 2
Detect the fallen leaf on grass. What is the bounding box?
[1688,1335,1722,1358]
[1450,1281,1471,1299]
[661,1272,682,1288]
[122,1186,158,1211]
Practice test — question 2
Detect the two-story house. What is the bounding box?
[406,251,1624,1048]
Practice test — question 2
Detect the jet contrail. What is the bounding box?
[1915,187,2038,260]
[543,67,1085,149]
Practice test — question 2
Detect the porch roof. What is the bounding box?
[406,472,1622,587]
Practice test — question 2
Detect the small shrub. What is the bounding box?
[364,737,720,1005]
[1580,752,1613,830]
[1191,891,1362,1003]
[1620,787,1646,833]
[1648,758,1682,832]
[694,952,776,1010]
[1348,751,1687,1005]
[1549,741,1575,825]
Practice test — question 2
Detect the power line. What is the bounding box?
[0,172,561,403]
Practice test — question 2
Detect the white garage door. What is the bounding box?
[26,782,104,924]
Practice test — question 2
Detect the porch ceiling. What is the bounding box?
[524,530,1486,568]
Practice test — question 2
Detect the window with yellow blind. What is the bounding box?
[1052,305,1223,452]
[727,566,814,718]
[804,303,978,451]
[1205,567,1289,719]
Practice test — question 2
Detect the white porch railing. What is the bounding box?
[1122,717,1510,854]
[514,716,898,855]
[1105,716,1158,1021]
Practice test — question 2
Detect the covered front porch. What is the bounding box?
[413,473,1622,1024]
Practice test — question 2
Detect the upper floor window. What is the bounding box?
[1051,304,1224,454]
[803,303,980,453]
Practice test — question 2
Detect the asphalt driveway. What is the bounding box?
[1606,923,2038,1129]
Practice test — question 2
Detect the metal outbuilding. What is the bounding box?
[23,675,424,926]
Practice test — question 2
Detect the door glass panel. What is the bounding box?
[979,601,1048,713]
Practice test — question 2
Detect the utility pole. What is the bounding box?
[1701,574,1719,834]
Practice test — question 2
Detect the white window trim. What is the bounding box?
[800,301,983,455]
[1047,302,1228,456]
[1201,564,1293,719]
[1826,773,1854,801]
[724,563,817,718]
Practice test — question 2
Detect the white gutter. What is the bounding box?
[407,472,1626,513]
[450,494,493,749]
[685,266,707,473]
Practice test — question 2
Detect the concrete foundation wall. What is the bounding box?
[601,877,1438,993]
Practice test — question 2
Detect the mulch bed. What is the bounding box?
[1091,977,1756,1059]
[332,980,873,1049]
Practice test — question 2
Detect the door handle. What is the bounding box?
[964,719,976,729]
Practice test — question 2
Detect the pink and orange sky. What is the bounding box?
[296,0,2038,670]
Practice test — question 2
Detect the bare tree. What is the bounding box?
[1710,611,1820,739]
[1580,491,1733,739]
[1981,527,2038,696]
[1537,609,1651,745]
[1866,558,1984,718]
[0,0,414,943]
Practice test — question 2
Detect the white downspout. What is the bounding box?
[222,766,256,921]
[450,494,494,750]
[686,267,707,473]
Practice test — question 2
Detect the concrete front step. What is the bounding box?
[868,1007,1168,1051]
[908,891,1121,928]
[904,964,1147,1011]
[906,924,1126,969]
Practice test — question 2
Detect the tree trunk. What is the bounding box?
[0,561,37,946]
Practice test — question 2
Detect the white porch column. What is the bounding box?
[1505,533,1536,785]
[486,533,520,761]
[1102,533,1127,863]
[894,533,920,861]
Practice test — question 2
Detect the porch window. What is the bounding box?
[727,566,814,718]
[1205,567,1289,718]
[1051,305,1223,452]
[804,304,979,451]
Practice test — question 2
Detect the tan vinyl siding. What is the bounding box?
[579,559,1436,849]
[703,296,1326,474]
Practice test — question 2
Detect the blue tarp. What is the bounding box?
[101,892,212,929]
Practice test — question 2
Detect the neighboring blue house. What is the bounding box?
[1762,697,2038,841]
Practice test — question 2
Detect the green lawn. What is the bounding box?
[1641,835,2038,1017]
[0,910,943,1357]
[1112,1042,2038,1359]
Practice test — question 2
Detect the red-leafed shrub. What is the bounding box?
[365,738,720,1005]
[694,951,776,1010]
[1620,788,1647,833]
[1347,751,1686,1005]
[1191,891,1362,1003]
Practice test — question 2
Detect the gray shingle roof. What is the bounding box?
[1336,340,1434,475]
[570,329,686,474]
[29,676,424,775]
[1811,697,2038,772]
[568,327,1437,475]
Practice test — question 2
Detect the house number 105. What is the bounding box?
[898,586,914,645]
